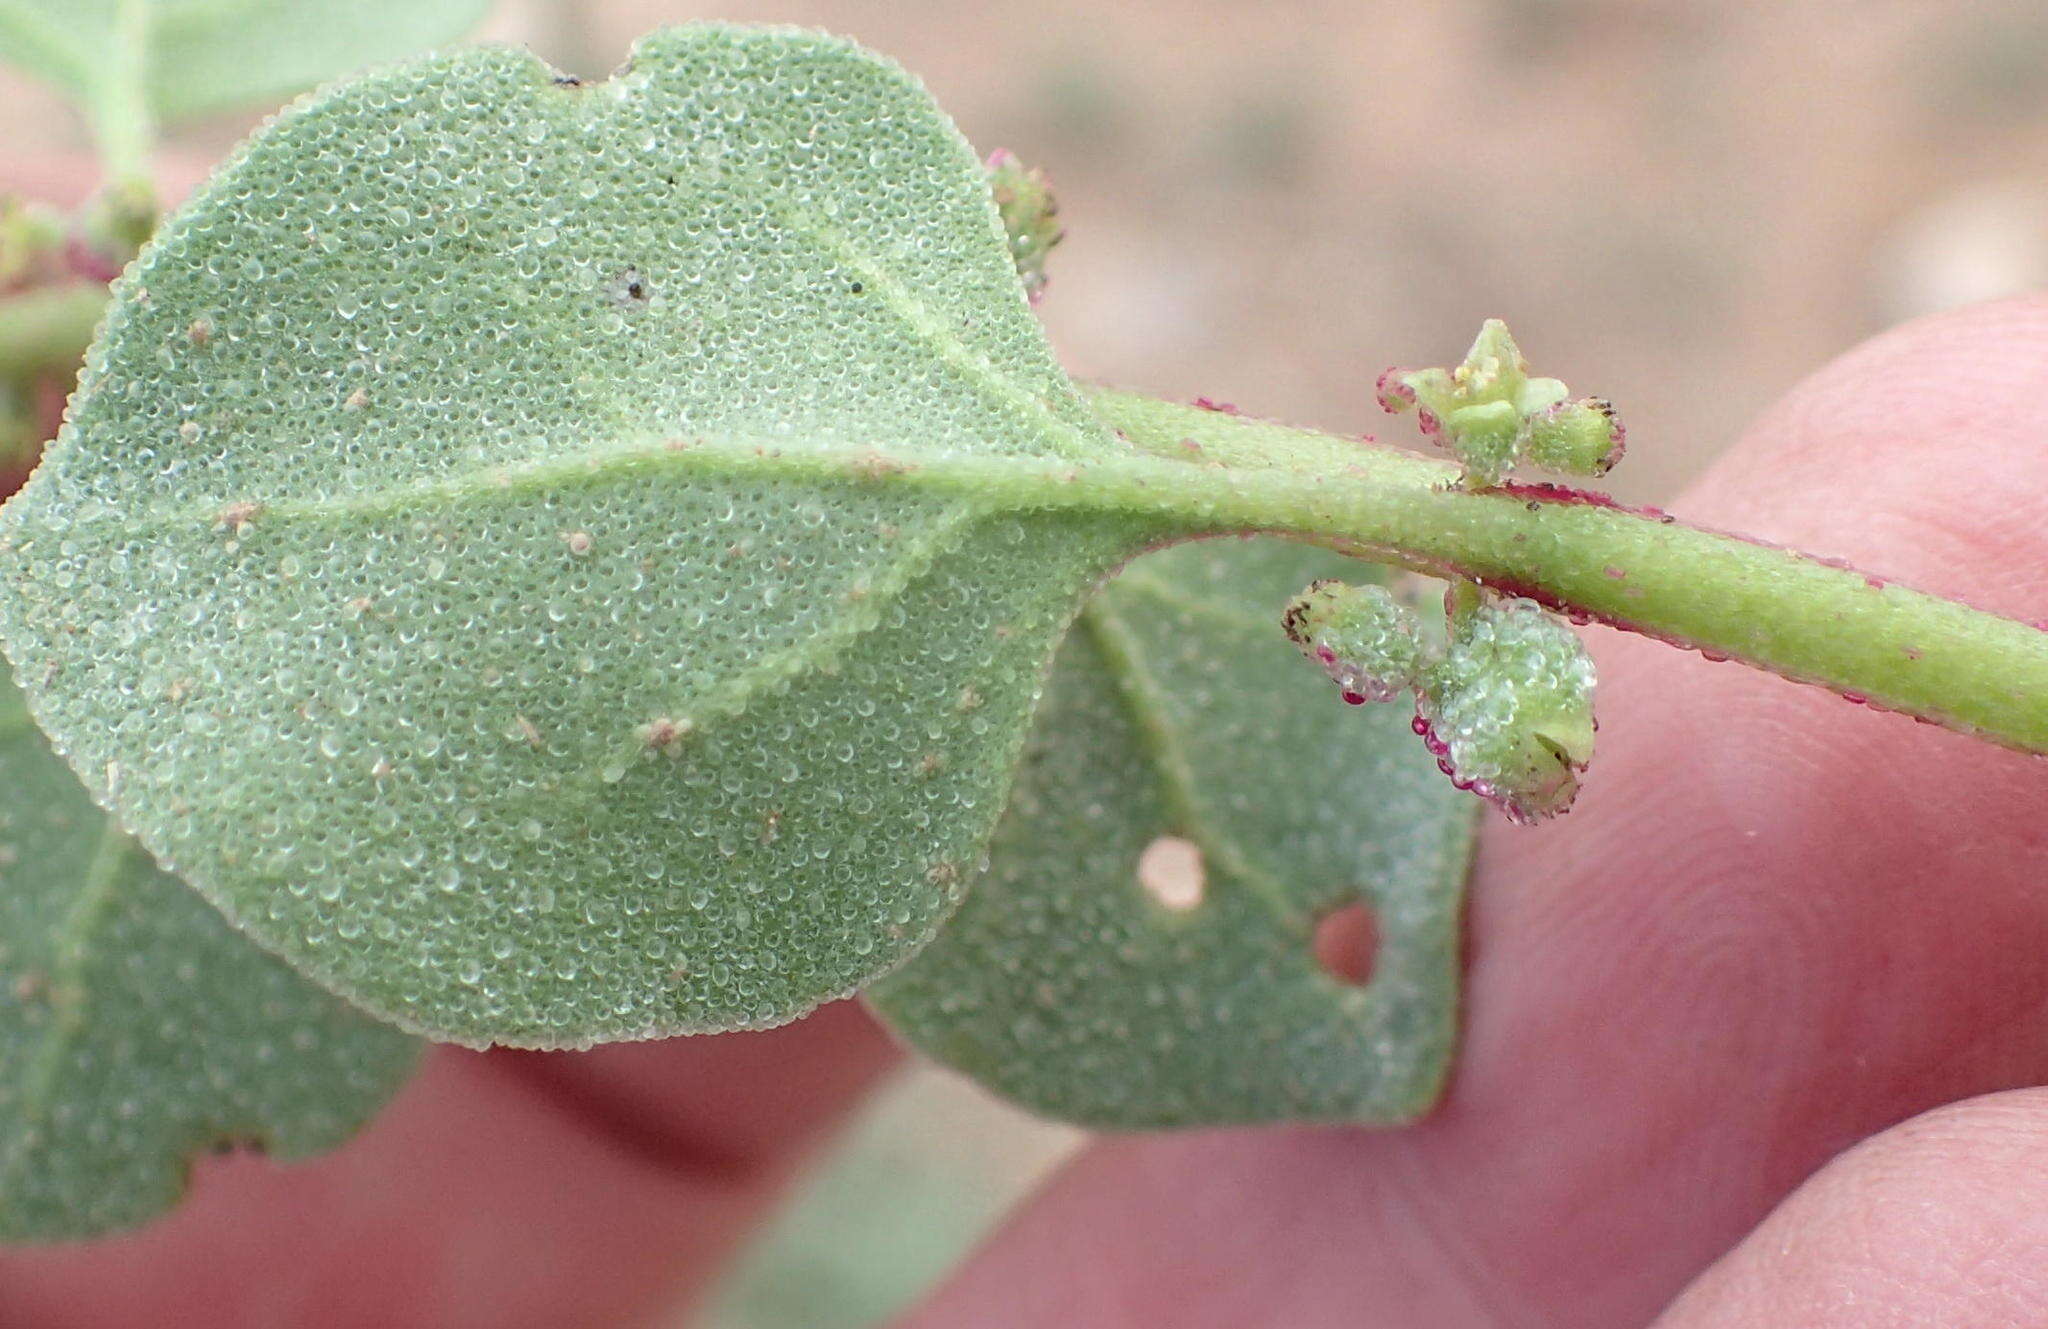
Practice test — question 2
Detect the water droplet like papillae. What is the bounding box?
[0,27,1166,1046]
[1283,578,1425,704]
[1419,591,1597,824]
[0,670,419,1239]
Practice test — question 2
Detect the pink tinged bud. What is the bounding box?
[1524,397,1624,477]
[1375,367,1418,414]
[1283,580,1425,704]
[985,149,1062,303]
[1380,319,1626,491]
[1419,593,1597,823]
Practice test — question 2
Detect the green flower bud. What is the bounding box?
[1377,319,1625,488]
[74,179,159,281]
[985,149,1062,304]
[0,196,65,290]
[1524,396,1624,476]
[1282,579,1425,704]
[1416,588,1596,823]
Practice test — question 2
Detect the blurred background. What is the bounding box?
[14,0,2048,502]
[7,0,2048,1322]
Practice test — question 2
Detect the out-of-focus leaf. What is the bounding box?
[871,542,1477,1128]
[0,671,421,1241]
[700,1066,1080,1329]
[148,0,495,122]
[0,0,491,135]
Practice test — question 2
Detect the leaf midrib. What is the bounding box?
[0,815,139,1203]
[14,429,1181,542]
[33,58,1107,543]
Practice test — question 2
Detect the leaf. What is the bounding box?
[869,542,1477,1128]
[0,670,421,1241]
[0,0,491,124]
[702,1066,1079,1329]
[147,0,496,122]
[0,26,1168,1046]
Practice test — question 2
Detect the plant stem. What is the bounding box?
[93,0,155,183]
[214,384,2046,753]
[10,310,2038,752]
[1078,389,2048,753]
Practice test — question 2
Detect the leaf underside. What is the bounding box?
[0,25,1164,1046]
[0,0,491,124]
[0,671,420,1242]
[871,542,1476,1128]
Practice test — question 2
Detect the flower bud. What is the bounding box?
[985,149,1062,303]
[1282,580,1425,704]
[1524,396,1624,476]
[0,196,64,290]
[1378,319,1624,488]
[1416,590,1596,822]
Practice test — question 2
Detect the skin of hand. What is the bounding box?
[3,146,2048,1325]
[902,296,2048,1329]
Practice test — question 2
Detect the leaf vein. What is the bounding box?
[1079,599,1307,928]
[0,820,140,1199]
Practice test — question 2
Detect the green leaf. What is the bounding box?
[146,0,496,122]
[0,670,420,1241]
[0,26,1165,1046]
[0,0,490,172]
[870,542,1477,1128]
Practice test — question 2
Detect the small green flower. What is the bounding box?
[1377,319,1623,488]
[74,179,159,281]
[0,196,65,290]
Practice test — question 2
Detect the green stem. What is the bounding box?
[0,0,151,182]
[0,285,106,381]
[1078,389,2048,753]
[92,0,155,183]
[57,375,2048,755]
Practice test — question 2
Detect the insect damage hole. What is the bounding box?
[1312,901,1379,987]
[1137,835,1205,912]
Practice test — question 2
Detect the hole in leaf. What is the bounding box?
[1137,835,1204,912]
[1312,901,1378,987]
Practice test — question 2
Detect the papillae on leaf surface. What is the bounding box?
[0,671,420,1240]
[0,25,1172,1046]
[0,20,1481,1107]
[872,540,1474,1129]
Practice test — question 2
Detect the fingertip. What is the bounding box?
[1688,294,2048,613]
[490,995,898,1183]
[1656,1087,2048,1328]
